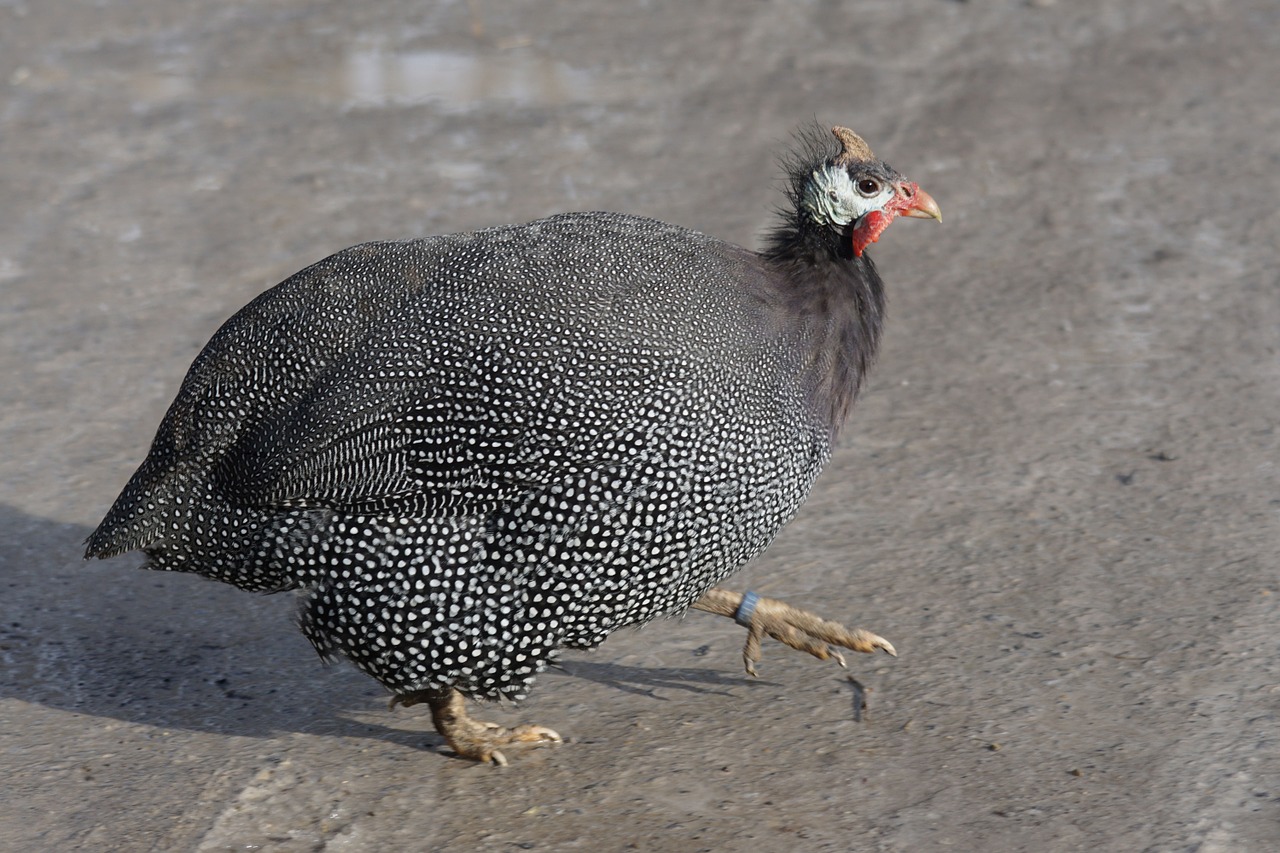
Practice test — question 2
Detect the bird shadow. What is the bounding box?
[549,658,750,700]
[0,502,752,752]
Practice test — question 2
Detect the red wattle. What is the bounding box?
[850,210,891,258]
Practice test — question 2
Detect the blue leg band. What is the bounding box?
[734,590,761,628]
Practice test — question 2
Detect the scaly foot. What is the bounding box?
[391,687,562,766]
[692,587,896,676]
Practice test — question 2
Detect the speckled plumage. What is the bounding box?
[86,126,930,711]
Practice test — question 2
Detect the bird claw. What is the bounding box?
[392,687,562,765]
[475,723,563,766]
[694,588,896,677]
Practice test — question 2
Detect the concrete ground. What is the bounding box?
[2,0,1277,850]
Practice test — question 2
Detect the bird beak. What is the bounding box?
[896,183,942,222]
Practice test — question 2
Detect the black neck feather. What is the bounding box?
[762,212,886,439]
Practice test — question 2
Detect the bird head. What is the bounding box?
[799,126,941,258]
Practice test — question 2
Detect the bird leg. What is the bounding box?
[390,687,562,766]
[692,587,896,677]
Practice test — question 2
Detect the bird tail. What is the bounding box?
[84,456,184,560]
[85,463,331,594]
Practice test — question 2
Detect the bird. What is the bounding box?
[85,124,940,765]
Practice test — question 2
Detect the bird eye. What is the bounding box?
[856,178,881,197]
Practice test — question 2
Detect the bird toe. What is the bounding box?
[509,724,564,745]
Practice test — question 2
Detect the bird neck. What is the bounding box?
[762,217,886,439]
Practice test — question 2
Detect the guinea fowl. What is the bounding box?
[86,125,940,764]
